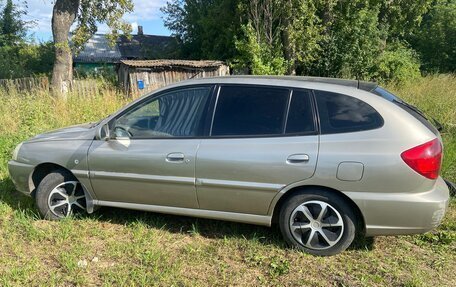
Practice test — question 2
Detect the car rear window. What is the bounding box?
[315,90,384,134]
[211,85,289,136]
[372,87,440,135]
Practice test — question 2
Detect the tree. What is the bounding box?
[374,0,433,39]
[373,41,421,83]
[50,0,133,94]
[0,0,28,46]
[0,0,47,79]
[162,0,446,81]
[235,0,288,74]
[280,0,321,74]
[234,0,321,75]
[162,0,242,61]
[234,22,288,75]
[410,0,456,73]
[305,1,383,79]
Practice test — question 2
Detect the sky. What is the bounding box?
[17,0,172,42]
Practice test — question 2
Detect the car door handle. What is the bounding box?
[166,152,185,163]
[287,154,310,164]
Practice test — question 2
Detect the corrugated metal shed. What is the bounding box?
[73,34,122,63]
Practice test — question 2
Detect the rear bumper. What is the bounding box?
[345,177,450,236]
[8,160,33,196]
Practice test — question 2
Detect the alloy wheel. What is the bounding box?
[47,181,86,218]
[289,200,344,250]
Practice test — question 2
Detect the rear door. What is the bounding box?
[195,85,319,215]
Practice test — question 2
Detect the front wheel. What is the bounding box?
[35,170,87,220]
[279,190,357,256]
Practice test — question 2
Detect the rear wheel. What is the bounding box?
[35,170,87,220]
[279,190,357,256]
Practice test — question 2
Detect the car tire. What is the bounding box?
[35,169,87,220]
[279,189,357,256]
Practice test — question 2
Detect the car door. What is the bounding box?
[195,85,319,215]
[88,85,214,208]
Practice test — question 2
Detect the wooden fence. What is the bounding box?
[0,76,117,97]
[71,79,102,97]
[0,77,49,91]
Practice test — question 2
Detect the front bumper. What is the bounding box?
[8,160,34,196]
[345,176,450,236]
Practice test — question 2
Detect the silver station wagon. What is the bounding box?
[8,76,449,255]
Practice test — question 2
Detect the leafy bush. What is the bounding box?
[410,0,456,73]
[0,42,54,79]
[374,42,421,84]
[234,23,288,75]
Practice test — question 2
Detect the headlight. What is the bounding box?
[12,142,23,161]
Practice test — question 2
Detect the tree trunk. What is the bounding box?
[281,0,296,75]
[282,29,296,75]
[51,0,79,96]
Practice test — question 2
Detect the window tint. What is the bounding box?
[212,86,289,136]
[315,90,383,134]
[286,90,316,134]
[114,87,212,138]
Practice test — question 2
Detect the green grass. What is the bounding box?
[0,76,455,286]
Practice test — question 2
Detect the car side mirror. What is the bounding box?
[97,123,111,141]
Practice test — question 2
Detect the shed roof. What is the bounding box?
[73,34,122,63]
[120,59,226,69]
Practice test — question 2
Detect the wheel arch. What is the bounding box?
[30,162,96,213]
[270,185,366,234]
[29,163,75,197]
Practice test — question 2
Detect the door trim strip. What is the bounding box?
[90,171,195,185]
[196,178,284,191]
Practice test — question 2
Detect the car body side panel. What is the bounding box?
[266,86,447,234]
[8,160,34,194]
[8,139,94,198]
[87,138,201,208]
[195,135,319,215]
[345,176,449,236]
[311,88,438,195]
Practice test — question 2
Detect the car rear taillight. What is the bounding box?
[401,138,442,180]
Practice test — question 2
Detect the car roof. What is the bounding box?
[187,75,378,92]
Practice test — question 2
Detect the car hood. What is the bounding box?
[28,123,97,142]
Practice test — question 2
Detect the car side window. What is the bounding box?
[211,85,289,136]
[286,90,316,134]
[315,90,384,134]
[114,86,212,138]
